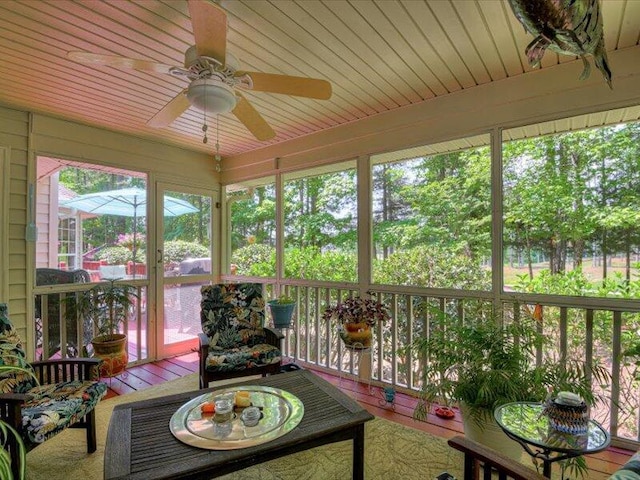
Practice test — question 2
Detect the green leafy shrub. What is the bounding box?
[373,245,491,290]
[96,246,131,265]
[284,247,357,282]
[232,244,276,276]
[163,240,209,264]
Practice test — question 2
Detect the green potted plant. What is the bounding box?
[322,292,390,349]
[268,294,296,329]
[73,279,138,377]
[408,306,609,467]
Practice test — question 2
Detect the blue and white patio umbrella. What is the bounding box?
[60,187,198,276]
[59,187,198,218]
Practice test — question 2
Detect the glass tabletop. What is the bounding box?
[494,402,610,454]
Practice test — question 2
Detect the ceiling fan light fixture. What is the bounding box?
[187,79,237,114]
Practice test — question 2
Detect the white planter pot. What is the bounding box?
[459,402,525,461]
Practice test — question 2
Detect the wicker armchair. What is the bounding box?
[198,283,283,389]
[0,304,107,479]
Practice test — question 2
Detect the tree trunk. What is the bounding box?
[573,239,584,268]
[602,230,608,280]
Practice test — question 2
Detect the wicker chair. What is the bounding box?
[198,283,283,389]
[0,303,107,479]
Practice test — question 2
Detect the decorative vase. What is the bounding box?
[91,333,128,377]
[268,300,295,329]
[339,322,372,349]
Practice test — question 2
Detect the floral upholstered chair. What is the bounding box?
[0,303,107,478]
[198,283,283,388]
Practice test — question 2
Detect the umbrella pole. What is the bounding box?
[132,208,137,279]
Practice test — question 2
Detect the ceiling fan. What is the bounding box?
[67,0,332,141]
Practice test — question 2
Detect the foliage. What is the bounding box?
[409,308,610,426]
[0,420,25,480]
[116,233,145,250]
[229,186,276,252]
[95,246,132,265]
[284,247,357,282]
[373,244,491,290]
[0,363,39,480]
[231,244,275,276]
[322,292,391,327]
[72,280,138,338]
[270,294,295,305]
[163,240,209,264]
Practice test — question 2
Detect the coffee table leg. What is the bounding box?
[353,423,365,480]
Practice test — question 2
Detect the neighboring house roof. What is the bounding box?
[58,184,97,219]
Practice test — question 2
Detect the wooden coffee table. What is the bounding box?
[104,369,374,480]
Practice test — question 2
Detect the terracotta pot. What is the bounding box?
[340,322,372,348]
[91,333,128,377]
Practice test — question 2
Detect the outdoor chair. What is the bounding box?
[0,307,107,478]
[198,283,283,389]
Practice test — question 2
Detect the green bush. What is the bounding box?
[284,247,357,282]
[373,245,491,290]
[232,244,276,276]
[96,246,131,265]
[163,240,209,264]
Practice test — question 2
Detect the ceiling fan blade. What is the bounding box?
[188,0,227,65]
[67,51,174,75]
[147,90,191,128]
[232,93,276,141]
[237,72,332,100]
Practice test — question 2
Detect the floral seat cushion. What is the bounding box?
[206,343,281,373]
[201,283,281,373]
[21,380,107,445]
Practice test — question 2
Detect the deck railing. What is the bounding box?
[257,279,640,450]
[34,281,148,363]
[35,277,640,448]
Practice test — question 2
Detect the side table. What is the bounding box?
[494,402,610,478]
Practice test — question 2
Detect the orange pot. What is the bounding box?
[340,323,372,348]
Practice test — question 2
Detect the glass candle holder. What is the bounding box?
[241,406,261,427]
[213,397,233,423]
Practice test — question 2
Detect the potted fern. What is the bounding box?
[73,279,138,377]
[268,294,296,329]
[409,306,609,464]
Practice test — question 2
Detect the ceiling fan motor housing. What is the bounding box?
[187,78,237,114]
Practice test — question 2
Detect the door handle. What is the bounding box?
[157,249,163,264]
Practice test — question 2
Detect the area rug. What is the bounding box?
[26,373,465,480]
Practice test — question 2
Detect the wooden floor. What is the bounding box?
[106,353,632,479]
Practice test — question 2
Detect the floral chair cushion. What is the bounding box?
[206,343,281,373]
[201,283,267,348]
[0,307,37,394]
[201,283,281,373]
[21,380,107,446]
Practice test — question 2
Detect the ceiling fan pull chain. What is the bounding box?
[215,115,222,173]
[202,88,208,144]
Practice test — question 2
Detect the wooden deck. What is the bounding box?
[105,354,632,479]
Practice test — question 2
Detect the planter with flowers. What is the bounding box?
[322,292,390,349]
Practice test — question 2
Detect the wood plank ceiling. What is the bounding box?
[0,0,638,159]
